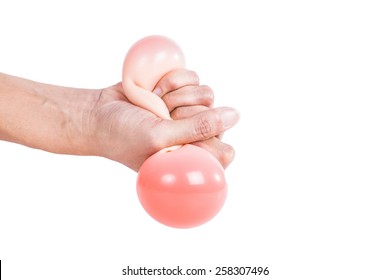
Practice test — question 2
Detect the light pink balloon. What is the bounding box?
[122,35,185,119]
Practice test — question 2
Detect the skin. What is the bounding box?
[0,70,239,171]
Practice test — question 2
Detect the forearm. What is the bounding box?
[0,73,97,155]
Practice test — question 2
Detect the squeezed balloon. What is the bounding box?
[122,36,227,228]
[122,35,185,119]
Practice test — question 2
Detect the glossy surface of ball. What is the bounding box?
[137,144,227,228]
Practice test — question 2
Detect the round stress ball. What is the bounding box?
[137,144,227,228]
[122,35,227,228]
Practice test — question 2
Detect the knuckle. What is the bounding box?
[170,108,182,120]
[161,93,174,111]
[188,70,200,85]
[163,69,200,93]
[194,115,214,139]
[166,74,181,91]
[167,70,200,92]
[220,144,235,168]
[197,85,214,106]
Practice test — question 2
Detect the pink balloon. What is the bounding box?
[122,35,185,119]
[137,145,227,228]
[122,35,227,228]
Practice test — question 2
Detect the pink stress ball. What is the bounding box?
[122,35,227,228]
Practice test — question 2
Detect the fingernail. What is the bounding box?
[219,107,240,129]
[153,87,162,96]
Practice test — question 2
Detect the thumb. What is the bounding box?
[161,107,240,146]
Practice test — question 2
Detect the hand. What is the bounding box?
[0,72,239,172]
[153,69,237,168]
[88,80,239,171]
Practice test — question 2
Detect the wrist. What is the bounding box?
[58,87,102,157]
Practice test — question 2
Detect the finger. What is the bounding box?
[164,85,214,112]
[171,105,225,140]
[192,138,235,169]
[171,105,208,120]
[160,107,240,146]
[152,69,199,97]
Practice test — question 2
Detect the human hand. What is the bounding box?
[87,79,239,171]
[0,72,239,172]
[153,69,237,168]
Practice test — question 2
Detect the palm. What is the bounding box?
[91,83,165,170]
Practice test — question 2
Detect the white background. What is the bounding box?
[1,0,389,279]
